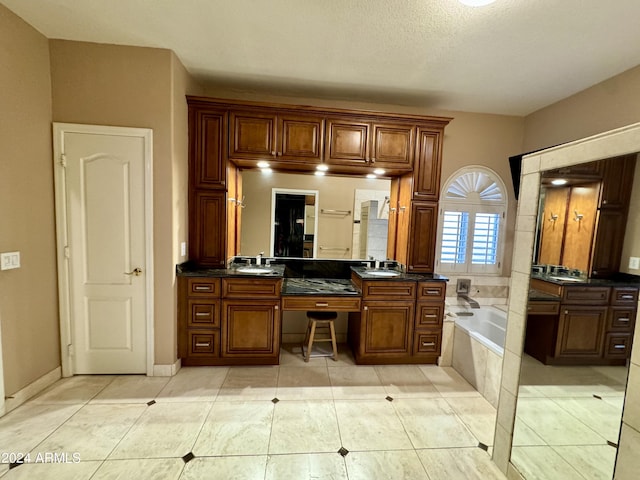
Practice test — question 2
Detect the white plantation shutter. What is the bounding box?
[436,167,507,275]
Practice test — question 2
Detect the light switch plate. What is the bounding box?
[629,256,640,270]
[1,251,20,270]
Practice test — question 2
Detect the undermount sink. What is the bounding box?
[235,266,274,274]
[548,275,583,282]
[366,270,400,277]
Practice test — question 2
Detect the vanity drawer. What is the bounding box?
[604,333,631,359]
[187,300,220,328]
[415,303,444,328]
[361,281,416,300]
[611,287,639,305]
[188,331,220,357]
[562,286,610,304]
[607,306,636,331]
[222,278,282,299]
[413,332,441,355]
[527,301,560,315]
[187,278,221,297]
[417,282,446,301]
[281,296,361,312]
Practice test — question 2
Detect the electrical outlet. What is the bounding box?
[180,242,186,257]
[1,251,20,270]
[629,256,640,270]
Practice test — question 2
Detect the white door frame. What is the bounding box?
[270,188,319,258]
[53,123,154,377]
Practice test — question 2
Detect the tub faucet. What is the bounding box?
[458,294,480,309]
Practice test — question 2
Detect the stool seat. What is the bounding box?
[302,311,338,362]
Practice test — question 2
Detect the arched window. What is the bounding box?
[436,166,507,275]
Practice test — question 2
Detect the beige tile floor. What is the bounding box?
[0,344,506,480]
[511,354,628,480]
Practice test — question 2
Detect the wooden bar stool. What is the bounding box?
[302,311,338,362]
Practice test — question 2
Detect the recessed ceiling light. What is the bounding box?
[458,0,496,6]
[373,168,385,175]
[316,164,329,171]
[257,161,270,168]
[551,179,568,185]
[314,171,325,176]
[366,174,376,179]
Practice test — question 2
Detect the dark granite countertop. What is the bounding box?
[350,266,448,282]
[281,278,360,296]
[531,272,640,288]
[176,262,285,278]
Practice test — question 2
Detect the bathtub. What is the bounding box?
[451,306,507,407]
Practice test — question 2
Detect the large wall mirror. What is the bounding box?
[501,124,640,479]
[241,170,391,259]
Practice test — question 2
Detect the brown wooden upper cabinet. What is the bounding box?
[190,107,227,189]
[599,154,636,209]
[412,128,443,201]
[325,118,414,171]
[229,110,324,165]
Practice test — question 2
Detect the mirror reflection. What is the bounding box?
[511,153,639,479]
[241,170,391,259]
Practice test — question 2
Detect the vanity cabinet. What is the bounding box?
[325,118,414,171]
[528,279,638,365]
[413,281,445,359]
[229,110,325,165]
[220,278,282,364]
[178,277,222,366]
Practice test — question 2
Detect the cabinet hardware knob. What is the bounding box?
[399,206,406,211]
[422,342,436,347]
[614,344,626,349]
[316,303,329,307]
[271,151,276,156]
[195,312,210,317]
[564,310,569,314]
[621,295,634,300]
[194,286,212,291]
[390,207,397,213]
[195,343,210,347]
[618,318,630,322]
[364,306,368,311]
[603,199,608,204]
[370,158,376,164]
[424,314,438,318]
[275,305,279,310]
[277,152,282,157]
[426,290,439,294]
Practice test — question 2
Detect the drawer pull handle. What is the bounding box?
[422,342,436,347]
[617,318,630,323]
[614,344,626,349]
[426,290,440,294]
[194,286,212,291]
[621,295,635,300]
[195,342,210,347]
[195,312,210,317]
[424,314,438,318]
[316,303,329,307]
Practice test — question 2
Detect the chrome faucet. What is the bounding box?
[256,251,264,266]
[458,294,480,309]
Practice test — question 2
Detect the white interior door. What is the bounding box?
[54,124,153,375]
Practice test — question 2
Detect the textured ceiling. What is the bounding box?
[4,0,640,115]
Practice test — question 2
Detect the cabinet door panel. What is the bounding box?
[278,114,324,162]
[604,333,631,359]
[599,155,636,209]
[415,303,444,329]
[556,306,606,358]
[407,202,438,272]
[221,300,280,358]
[413,332,441,355]
[187,300,220,328]
[413,129,443,201]
[371,123,414,170]
[192,109,227,189]
[189,331,220,357]
[590,209,628,278]
[229,111,276,159]
[361,301,413,354]
[325,118,369,165]
[190,191,226,266]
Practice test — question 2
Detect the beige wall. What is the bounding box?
[0,6,59,395]
[203,86,525,273]
[49,40,195,366]
[241,170,391,258]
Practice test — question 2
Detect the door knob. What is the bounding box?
[124,268,143,276]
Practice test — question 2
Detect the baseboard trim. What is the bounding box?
[152,358,181,377]
[2,366,62,416]
[507,462,525,480]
